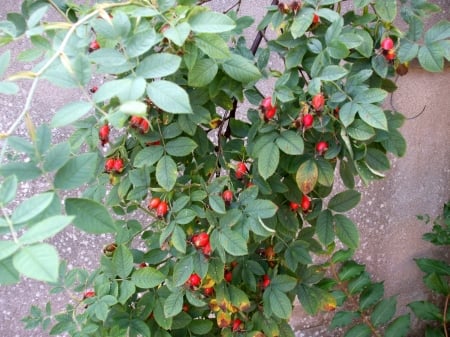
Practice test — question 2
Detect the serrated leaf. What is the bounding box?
[297,284,328,315]
[43,142,71,172]
[245,199,278,219]
[358,104,388,130]
[343,324,371,337]
[188,58,218,87]
[414,258,450,275]
[370,296,397,327]
[219,227,248,256]
[65,198,116,234]
[269,289,292,319]
[173,256,194,287]
[222,54,261,83]
[258,141,279,180]
[418,43,444,72]
[118,280,135,305]
[425,20,450,44]
[147,80,193,114]
[19,215,73,245]
[0,241,19,260]
[50,101,93,128]
[276,131,304,155]
[328,190,361,213]
[136,53,182,79]
[132,267,165,288]
[330,311,360,329]
[385,314,410,337]
[156,155,177,191]
[163,22,190,47]
[347,120,375,141]
[189,11,235,33]
[0,175,17,206]
[54,153,97,190]
[112,245,134,279]
[194,33,230,59]
[134,146,164,168]
[291,8,314,38]
[165,137,198,157]
[316,210,335,246]
[164,291,184,318]
[0,81,19,95]
[335,214,359,249]
[209,194,226,214]
[13,243,59,282]
[374,0,397,23]
[11,192,54,224]
[354,88,387,104]
[360,282,384,310]
[296,159,318,195]
[0,258,19,285]
[319,65,348,81]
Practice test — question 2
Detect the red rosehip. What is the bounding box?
[264,108,276,121]
[182,303,190,312]
[232,318,243,332]
[139,262,148,268]
[156,201,169,217]
[222,190,233,204]
[380,37,394,51]
[89,40,100,52]
[99,124,110,146]
[148,197,161,210]
[83,290,95,299]
[315,141,329,155]
[311,93,325,111]
[385,49,396,61]
[105,158,115,172]
[312,13,320,24]
[113,158,124,173]
[260,97,277,121]
[192,232,209,248]
[235,162,248,180]
[90,86,98,93]
[301,113,314,129]
[186,273,202,288]
[224,270,233,283]
[130,116,142,128]
[290,201,300,212]
[262,274,271,288]
[203,287,214,297]
[146,140,161,146]
[301,195,311,212]
[202,241,212,256]
[139,119,150,134]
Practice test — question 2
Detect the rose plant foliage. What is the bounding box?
[0,0,449,336]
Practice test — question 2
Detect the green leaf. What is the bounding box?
[330,311,360,329]
[316,209,335,246]
[319,65,348,81]
[54,153,97,190]
[136,53,182,79]
[269,289,292,319]
[316,158,334,187]
[147,80,193,114]
[189,11,236,33]
[50,101,93,128]
[118,280,135,304]
[119,101,147,116]
[219,227,248,256]
[43,142,71,172]
[13,243,59,282]
[0,257,20,285]
[276,131,304,155]
[156,155,178,191]
[258,141,279,180]
[271,275,298,292]
[291,8,314,38]
[132,267,165,288]
[359,282,384,310]
[425,21,450,44]
[245,199,278,219]
[125,29,160,58]
[374,0,397,23]
[354,89,387,104]
[370,296,397,327]
[134,146,164,168]
[11,192,54,224]
[385,314,410,337]
[296,284,328,315]
[358,104,388,130]
[414,258,450,275]
[344,324,371,337]
[347,120,375,141]
[19,215,73,245]
[164,290,184,318]
[366,148,390,172]
[65,198,116,234]
[295,159,318,195]
[89,48,126,66]
[423,273,449,294]
[408,301,442,320]
[0,50,11,77]
[165,137,198,157]
[328,190,361,213]
[188,58,218,87]
[340,101,358,127]
[163,22,191,47]
[0,241,20,260]
[189,319,213,334]
[371,54,389,78]
[194,33,230,59]
[0,81,19,95]
[128,319,150,337]
[0,175,17,206]
[173,256,194,287]
[335,214,359,249]
[418,43,444,72]
[112,245,134,279]
[398,39,419,62]
[209,195,226,214]
[222,54,261,83]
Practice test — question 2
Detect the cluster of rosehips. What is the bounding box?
[191,232,211,256]
[98,124,110,146]
[147,197,169,217]
[260,97,277,121]
[104,157,124,173]
[130,116,150,134]
[289,194,312,213]
[380,37,396,61]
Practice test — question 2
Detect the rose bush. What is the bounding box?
[0,0,449,336]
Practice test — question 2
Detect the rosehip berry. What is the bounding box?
[139,119,150,134]
[264,108,276,121]
[396,63,409,76]
[99,124,110,146]
[90,86,98,93]
[113,158,124,173]
[192,232,209,248]
[301,195,311,212]
[315,141,329,155]
[203,287,214,297]
[202,242,212,256]
[148,197,161,210]
[290,201,300,212]
[265,246,275,261]
[232,318,243,332]
[222,190,233,204]
[262,274,271,288]
[105,158,115,172]
[130,116,142,128]
[89,40,100,52]
[156,201,169,217]
[103,243,117,257]
[224,270,233,283]
[83,290,95,299]
[186,273,202,288]
[301,113,314,129]
[182,304,190,312]
[380,37,394,51]
[260,97,277,121]
[311,93,325,111]
[235,162,248,180]
[385,49,396,61]
[312,13,320,24]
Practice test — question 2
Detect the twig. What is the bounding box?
[444,294,449,337]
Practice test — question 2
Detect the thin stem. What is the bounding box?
[1,207,20,244]
[47,0,70,21]
[444,294,449,337]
